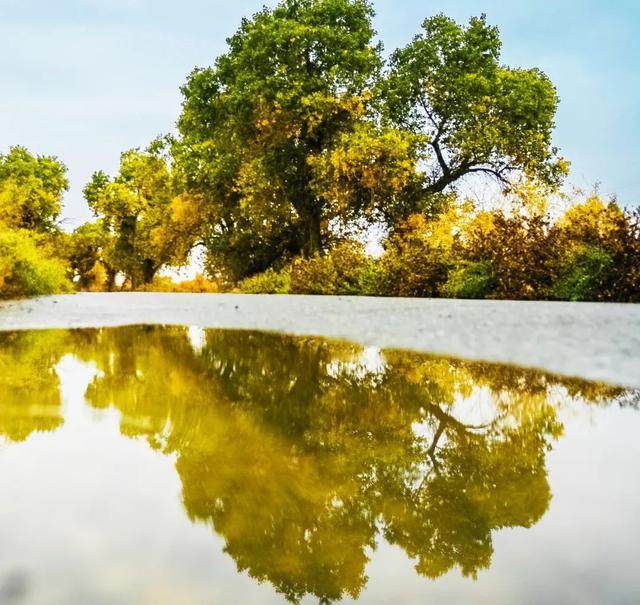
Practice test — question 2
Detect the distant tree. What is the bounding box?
[84,141,193,288]
[65,220,116,290]
[0,146,68,232]
[382,14,568,196]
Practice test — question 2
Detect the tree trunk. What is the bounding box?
[105,266,117,292]
[142,259,156,285]
[306,215,322,257]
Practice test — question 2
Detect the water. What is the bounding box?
[0,326,638,605]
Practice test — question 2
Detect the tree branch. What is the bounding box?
[431,139,450,178]
[424,159,473,195]
[465,166,512,187]
[425,403,490,435]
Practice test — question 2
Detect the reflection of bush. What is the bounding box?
[0,331,67,442]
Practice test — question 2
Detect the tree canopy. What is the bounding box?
[84,141,193,287]
[0,146,68,232]
[382,14,568,194]
[176,4,568,280]
[178,0,385,279]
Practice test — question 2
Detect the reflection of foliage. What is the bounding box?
[62,327,624,602]
[0,331,66,442]
[0,327,630,601]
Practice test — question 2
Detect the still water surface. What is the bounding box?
[0,326,639,604]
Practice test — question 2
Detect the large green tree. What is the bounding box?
[178,7,566,281]
[382,14,568,195]
[178,0,384,280]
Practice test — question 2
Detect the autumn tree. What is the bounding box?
[65,220,116,290]
[83,141,193,288]
[177,7,568,281]
[0,146,71,298]
[0,146,68,232]
[382,14,568,196]
[552,194,640,302]
[178,0,386,280]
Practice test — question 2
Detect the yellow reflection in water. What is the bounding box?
[0,327,634,603]
[0,331,66,442]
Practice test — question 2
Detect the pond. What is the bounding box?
[0,326,639,604]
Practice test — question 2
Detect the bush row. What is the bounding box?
[237,197,640,302]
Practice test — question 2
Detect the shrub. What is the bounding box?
[605,208,640,302]
[290,255,338,295]
[442,261,497,299]
[237,241,378,296]
[551,245,614,302]
[238,193,638,302]
[456,211,559,300]
[377,215,452,298]
[554,199,640,302]
[137,274,222,293]
[0,228,71,298]
[355,258,384,297]
[238,268,291,294]
[289,242,376,295]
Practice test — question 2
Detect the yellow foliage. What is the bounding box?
[558,195,625,240]
[85,261,108,292]
[136,273,221,293]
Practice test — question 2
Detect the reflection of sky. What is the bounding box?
[1,355,639,603]
[0,0,637,233]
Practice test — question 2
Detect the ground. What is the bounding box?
[0,293,639,387]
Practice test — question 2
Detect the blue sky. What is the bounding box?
[1,0,638,227]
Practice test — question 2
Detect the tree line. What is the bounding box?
[1,0,638,301]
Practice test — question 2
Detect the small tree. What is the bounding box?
[84,141,192,288]
[0,146,68,232]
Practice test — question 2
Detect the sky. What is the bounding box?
[1,0,639,229]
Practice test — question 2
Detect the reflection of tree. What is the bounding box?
[0,326,630,601]
[70,327,629,603]
[0,331,66,442]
